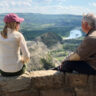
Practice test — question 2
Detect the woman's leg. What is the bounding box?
[59,61,96,75]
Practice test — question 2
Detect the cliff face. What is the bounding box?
[26,32,62,71]
[0,70,96,96]
[27,41,49,71]
[35,32,62,49]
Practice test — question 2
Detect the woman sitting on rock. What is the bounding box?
[0,13,30,76]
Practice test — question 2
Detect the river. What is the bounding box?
[64,29,82,39]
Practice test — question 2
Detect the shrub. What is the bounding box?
[40,54,55,70]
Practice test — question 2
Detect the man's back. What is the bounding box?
[76,29,96,69]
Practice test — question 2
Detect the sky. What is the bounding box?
[0,0,96,15]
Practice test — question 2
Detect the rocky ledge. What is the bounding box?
[0,70,95,96]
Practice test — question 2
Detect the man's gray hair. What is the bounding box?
[82,13,96,28]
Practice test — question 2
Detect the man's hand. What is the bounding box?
[61,52,80,64]
[69,53,80,61]
[60,53,80,69]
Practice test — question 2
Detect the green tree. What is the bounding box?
[40,54,55,70]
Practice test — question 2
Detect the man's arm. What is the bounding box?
[63,36,94,62]
[68,53,80,61]
[60,52,80,69]
[64,52,80,61]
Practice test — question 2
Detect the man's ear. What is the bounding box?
[85,22,92,31]
[84,22,88,27]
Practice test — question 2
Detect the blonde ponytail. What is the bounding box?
[1,22,19,39]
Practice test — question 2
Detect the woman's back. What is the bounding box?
[0,13,30,76]
[0,30,26,72]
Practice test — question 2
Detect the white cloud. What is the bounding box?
[27,5,89,15]
[11,1,16,6]
[0,0,32,8]
[45,0,52,3]
[0,0,33,13]
[31,0,66,5]
[92,2,96,7]
[89,2,96,7]
[0,0,94,15]
[0,1,9,8]
[57,0,66,2]
[43,5,89,15]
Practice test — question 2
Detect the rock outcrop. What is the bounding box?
[0,70,96,96]
[26,41,60,71]
[35,32,62,49]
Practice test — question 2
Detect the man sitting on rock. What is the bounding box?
[53,13,96,75]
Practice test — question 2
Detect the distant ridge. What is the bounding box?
[35,32,62,48]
